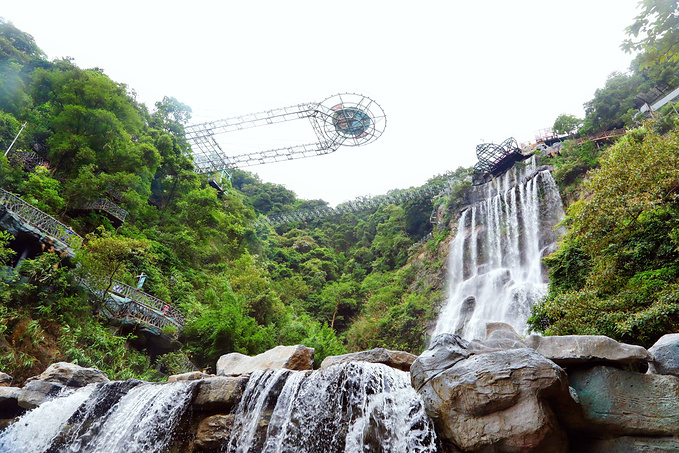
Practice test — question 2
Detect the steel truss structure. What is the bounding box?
[472,137,531,185]
[253,180,454,228]
[185,93,386,174]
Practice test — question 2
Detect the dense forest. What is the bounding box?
[2,0,679,383]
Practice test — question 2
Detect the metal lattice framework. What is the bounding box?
[185,93,386,174]
[81,198,129,224]
[0,188,83,249]
[80,275,185,330]
[7,149,48,170]
[253,180,454,228]
[472,137,530,185]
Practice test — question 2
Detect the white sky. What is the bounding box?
[3,1,641,206]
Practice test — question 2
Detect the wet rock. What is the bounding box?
[468,322,527,352]
[0,386,23,418]
[524,334,652,367]
[26,362,109,388]
[17,379,64,410]
[216,345,315,376]
[647,333,679,376]
[320,347,417,372]
[414,340,573,453]
[193,376,249,412]
[573,436,679,452]
[410,334,472,392]
[454,296,475,336]
[569,365,679,436]
[168,371,211,382]
[193,414,236,452]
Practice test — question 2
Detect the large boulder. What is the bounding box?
[413,335,575,453]
[26,362,109,388]
[320,348,417,372]
[569,365,679,436]
[193,414,236,452]
[193,376,249,412]
[216,345,314,376]
[0,386,23,418]
[468,322,527,352]
[524,335,652,367]
[17,379,64,410]
[648,333,679,376]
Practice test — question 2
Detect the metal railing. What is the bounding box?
[0,188,83,249]
[81,198,128,223]
[81,275,185,330]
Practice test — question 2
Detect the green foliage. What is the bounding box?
[530,124,679,346]
[552,113,582,136]
[622,0,679,68]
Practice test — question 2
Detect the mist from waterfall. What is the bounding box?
[434,159,565,340]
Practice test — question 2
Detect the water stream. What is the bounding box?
[0,379,197,453]
[227,362,437,453]
[434,160,565,340]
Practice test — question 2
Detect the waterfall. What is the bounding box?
[434,161,565,340]
[227,362,437,453]
[0,380,197,453]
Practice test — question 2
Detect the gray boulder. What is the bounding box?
[468,322,527,352]
[321,348,417,372]
[216,345,315,376]
[569,365,679,436]
[193,376,249,412]
[413,338,574,453]
[0,386,23,418]
[648,333,679,376]
[17,380,64,410]
[524,334,652,367]
[26,362,109,388]
[411,333,472,392]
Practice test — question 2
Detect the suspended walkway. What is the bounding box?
[79,198,128,227]
[0,188,83,249]
[253,180,455,228]
[79,275,185,331]
[0,188,184,331]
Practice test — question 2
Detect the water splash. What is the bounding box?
[0,380,196,453]
[434,161,565,340]
[227,362,437,453]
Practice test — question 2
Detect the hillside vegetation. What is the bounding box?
[0,19,462,383]
[3,0,679,382]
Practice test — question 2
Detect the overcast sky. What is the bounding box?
[3,1,641,206]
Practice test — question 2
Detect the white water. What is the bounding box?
[434,160,565,340]
[0,385,95,453]
[0,380,196,453]
[227,362,437,453]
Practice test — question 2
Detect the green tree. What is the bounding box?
[622,0,679,68]
[552,114,583,136]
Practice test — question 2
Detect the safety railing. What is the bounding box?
[81,198,128,224]
[0,188,83,249]
[82,274,184,330]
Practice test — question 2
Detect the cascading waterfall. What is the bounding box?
[434,158,565,340]
[227,362,437,453]
[0,380,197,453]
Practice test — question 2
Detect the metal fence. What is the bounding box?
[0,188,83,249]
